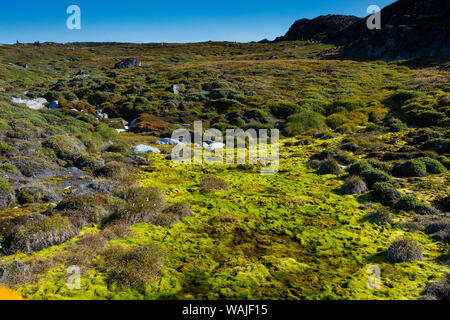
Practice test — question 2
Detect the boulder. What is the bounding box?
[72,69,89,78]
[16,62,29,69]
[114,58,141,69]
[132,144,161,154]
[9,156,61,178]
[156,138,186,146]
[11,97,47,110]
[16,184,61,205]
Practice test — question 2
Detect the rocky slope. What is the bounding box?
[274,0,450,60]
[273,15,361,43]
[341,0,450,60]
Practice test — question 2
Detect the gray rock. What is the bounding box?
[114,58,141,69]
[132,144,160,154]
[11,97,47,110]
[72,69,89,78]
[128,155,150,166]
[16,62,29,69]
[0,185,15,211]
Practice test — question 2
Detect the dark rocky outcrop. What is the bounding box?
[274,15,361,43]
[341,0,450,60]
[114,58,141,69]
[273,0,450,60]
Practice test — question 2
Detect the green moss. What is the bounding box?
[361,168,392,189]
[0,163,18,174]
[284,111,327,136]
[417,157,446,174]
[0,177,14,197]
[43,135,86,160]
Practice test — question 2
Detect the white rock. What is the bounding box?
[116,129,126,133]
[156,138,186,145]
[132,144,161,154]
[12,97,47,110]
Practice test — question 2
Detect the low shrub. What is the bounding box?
[318,158,342,175]
[105,143,129,154]
[435,196,450,211]
[9,215,78,253]
[336,123,358,134]
[325,113,348,129]
[396,195,437,215]
[163,202,193,219]
[386,239,423,263]
[10,156,59,178]
[360,168,392,188]
[16,185,59,205]
[418,157,446,174]
[309,159,322,170]
[423,280,450,300]
[348,161,373,176]
[53,194,111,227]
[267,100,303,119]
[95,161,128,179]
[43,135,86,161]
[0,258,57,287]
[332,98,366,112]
[366,208,394,225]
[199,177,230,193]
[94,122,119,142]
[68,233,108,267]
[284,111,327,136]
[372,182,401,205]
[97,244,165,288]
[75,153,105,171]
[393,159,427,177]
[342,176,367,195]
[386,118,408,132]
[421,138,450,155]
[113,187,167,225]
[0,178,15,210]
[76,133,104,153]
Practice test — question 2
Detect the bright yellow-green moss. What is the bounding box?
[15,138,449,300]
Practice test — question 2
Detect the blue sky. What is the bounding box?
[0,0,395,43]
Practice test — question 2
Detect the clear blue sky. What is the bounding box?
[0,0,396,43]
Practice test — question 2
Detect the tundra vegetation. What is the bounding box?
[0,41,448,300]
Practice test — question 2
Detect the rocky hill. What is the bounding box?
[274,0,450,60]
[273,15,361,43]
